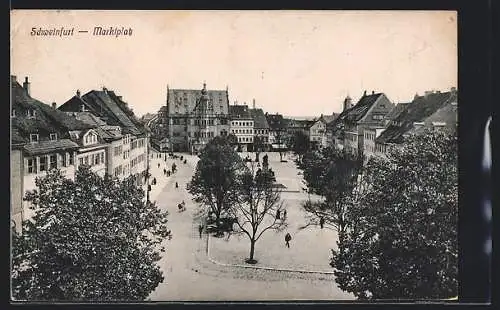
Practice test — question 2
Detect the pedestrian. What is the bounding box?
[163,168,166,175]
[198,224,204,238]
[158,163,160,168]
[285,233,292,248]
[320,217,325,229]
[276,210,281,220]
[175,182,178,188]
[283,210,287,219]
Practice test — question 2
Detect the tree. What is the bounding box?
[274,127,287,162]
[187,136,247,233]
[331,130,458,299]
[226,133,238,151]
[299,147,364,243]
[291,131,310,162]
[227,163,286,264]
[11,166,171,301]
[253,135,266,162]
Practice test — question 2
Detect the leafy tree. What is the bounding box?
[300,147,364,242]
[332,130,458,300]
[11,166,171,301]
[253,135,266,162]
[227,133,238,150]
[187,136,247,232]
[291,131,310,161]
[228,163,286,264]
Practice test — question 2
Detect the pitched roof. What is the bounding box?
[229,105,252,119]
[23,139,80,156]
[265,113,287,130]
[167,86,229,115]
[321,113,338,124]
[81,90,145,136]
[376,91,457,144]
[328,93,384,131]
[384,102,411,121]
[249,108,269,128]
[11,79,94,142]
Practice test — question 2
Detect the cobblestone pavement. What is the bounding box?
[149,152,354,301]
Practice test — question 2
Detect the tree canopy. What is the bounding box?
[332,130,458,299]
[11,166,171,301]
[187,136,247,229]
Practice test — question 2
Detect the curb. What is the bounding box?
[205,234,335,275]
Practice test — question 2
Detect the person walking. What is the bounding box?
[198,224,204,238]
[285,233,292,248]
[283,210,287,219]
[276,210,281,220]
[175,182,178,189]
[320,217,325,229]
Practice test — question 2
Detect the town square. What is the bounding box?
[10,10,462,302]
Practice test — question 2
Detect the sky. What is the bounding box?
[11,10,457,117]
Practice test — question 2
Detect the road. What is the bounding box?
[148,153,354,301]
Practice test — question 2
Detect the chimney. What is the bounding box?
[52,102,57,109]
[363,90,367,96]
[117,96,123,101]
[372,90,375,95]
[23,77,30,96]
[252,99,256,109]
[76,89,81,98]
[451,87,457,93]
[11,75,17,83]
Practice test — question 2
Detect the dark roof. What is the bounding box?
[11,79,94,142]
[167,86,229,115]
[81,90,145,136]
[321,113,338,124]
[288,119,315,129]
[23,139,80,156]
[376,91,456,144]
[328,93,384,131]
[249,108,269,128]
[384,102,411,121]
[265,113,287,130]
[229,105,252,119]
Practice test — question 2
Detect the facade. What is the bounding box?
[375,88,458,156]
[249,106,270,151]
[308,118,328,149]
[59,88,149,186]
[363,126,386,158]
[229,104,254,152]
[162,83,230,153]
[11,76,94,229]
[265,113,288,150]
[329,91,395,155]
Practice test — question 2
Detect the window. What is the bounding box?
[11,109,16,117]
[26,109,36,118]
[49,154,57,170]
[27,158,36,174]
[101,152,105,164]
[50,133,58,141]
[30,134,39,143]
[84,156,89,165]
[39,156,47,172]
[79,158,84,166]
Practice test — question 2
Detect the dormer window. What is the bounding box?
[80,104,86,112]
[30,134,39,143]
[26,109,36,118]
[50,133,58,141]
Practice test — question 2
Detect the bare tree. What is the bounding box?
[228,162,286,264]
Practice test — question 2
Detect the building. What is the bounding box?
[363,126,387,158]
[249,104,270,152]
[308,118,328,149]
[58,88,149,186]
[321,113,339,148]
[229,103,254,152]
[265,113,289,150]
[161,83,230,153]
[10,76,94,230]
[329,91,395,155]
[375,88,458,155]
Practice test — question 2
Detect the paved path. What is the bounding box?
[149,153,354,301]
